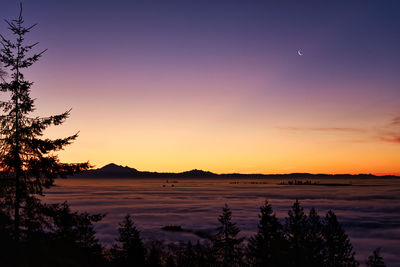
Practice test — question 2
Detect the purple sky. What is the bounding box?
[1,1,399,174]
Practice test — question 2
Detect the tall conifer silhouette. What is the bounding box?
[0,4,89,240]
[322,210,358,267]
[305,207,324,266]
[246,199,286,267]
[111,214,146,267]
[284,199,309,266]
[212,204,244,267]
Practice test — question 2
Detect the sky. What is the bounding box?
[0,0,399,175]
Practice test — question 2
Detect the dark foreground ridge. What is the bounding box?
[74,163,400,179]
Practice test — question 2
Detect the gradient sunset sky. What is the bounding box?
[1,1,399,175]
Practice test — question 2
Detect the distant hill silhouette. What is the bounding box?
[75,163,217,178]
[80,163,139,178]
[73,163,399,179]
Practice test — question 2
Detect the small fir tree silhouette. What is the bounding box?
[169,241,214,267]
[165,255,176,267]
[147,240,164,267]
[0,4,89,241]
[111,214,146,267]
[45,202,105,266]
[246,199,287,267]
[192,240,216,267]
[175,241,196,267]
[322,210,359,267]
[212,204,244,267]
[194,240,214,267]
[305,207,324,266]
[2,201,105,267]
[284,199,309,266]
[366,248,386,267]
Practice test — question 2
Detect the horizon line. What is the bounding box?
[88,163,400,177]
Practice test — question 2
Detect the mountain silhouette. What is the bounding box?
[74,164,217,178]
[73,164,399,179]
[78,163,139,178]
[101,163,138,173]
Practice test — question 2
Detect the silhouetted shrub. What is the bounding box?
[366,248,386,267]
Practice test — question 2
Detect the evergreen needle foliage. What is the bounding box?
[284,199,309,266]
[366,248,386,267]
[212,204,244,267]
[322,210,359,267]
[246,200,286,267]
[0,4,90,241]
[0,64,6,82]
[111,214,146,267]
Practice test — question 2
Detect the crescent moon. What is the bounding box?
[297,50,303,56]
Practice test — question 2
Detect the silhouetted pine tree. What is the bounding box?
[8,201,105,267]
[305,207,324,266]
[38,202,105,266]
[194,240,215,267]
[322,210,359,267]
[174,241,196,267]
[111,214,146,267]
[165,255,176,267]
[0,4,89,241]
[168,240,214,267]
[0,206,15,266]
[246,199,287,267]
[212,204,244,267]
[284,199,309,266]
[183,241,196,265]
[366,248,386,267]
[147,240,164,267]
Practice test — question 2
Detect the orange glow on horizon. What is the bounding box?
[47,112,399,176]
